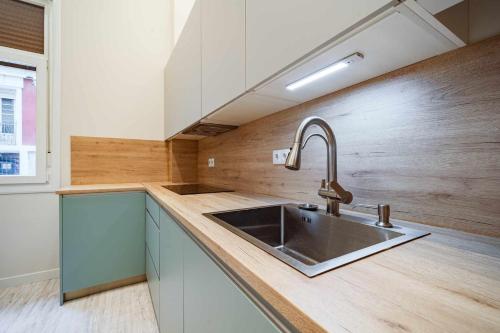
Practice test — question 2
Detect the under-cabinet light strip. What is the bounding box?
[286,52,364,91]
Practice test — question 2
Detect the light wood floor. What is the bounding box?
[0,279,158,333]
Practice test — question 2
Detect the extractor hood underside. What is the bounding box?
[182,122,238,136]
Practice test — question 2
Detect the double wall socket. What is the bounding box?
[273,148,290,165]
[208,157,215,168]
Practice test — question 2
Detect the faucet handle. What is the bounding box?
[329,180,353,204]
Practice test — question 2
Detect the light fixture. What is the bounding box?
[286,52,364,91]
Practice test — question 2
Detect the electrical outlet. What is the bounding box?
[208,157,215,168]
[272,148,290,165]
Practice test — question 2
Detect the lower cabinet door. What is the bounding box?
[146,211,160,274]
[183,235,281,333]
[61,192,145,294]
[159,209,184,333]
[147,247,160,323]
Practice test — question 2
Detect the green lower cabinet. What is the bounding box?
[61,192,146,297]
[146,211,160,274]
[182,231,281,333]
[153,202,282,333]
[147,245,160,322]
[159,209,185,333]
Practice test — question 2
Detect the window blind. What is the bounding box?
[0,0,44,54]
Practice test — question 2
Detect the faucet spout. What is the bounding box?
[285,116,352,216]
[286,116,336,182]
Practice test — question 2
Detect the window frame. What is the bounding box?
[0,0,54,191]
[0,46,48,184]
[0,0,58,193]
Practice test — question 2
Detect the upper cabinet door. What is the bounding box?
[201,0,245,116]
[245,0,393,89]
[165,0,202,139]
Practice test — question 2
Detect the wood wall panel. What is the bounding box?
[198,36,500,237]
[169,139,198,183]
[71,136,170,185]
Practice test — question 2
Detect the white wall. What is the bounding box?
[0,193,59,287]
[61,0,174,185]
[0,0,174,286]
[0,0,62,287]
[173,0,196,43]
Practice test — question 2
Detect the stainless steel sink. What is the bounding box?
[204,204,429,277]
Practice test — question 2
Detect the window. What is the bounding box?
[1,98,15,134]
[0,62,39,178]
[0,0,48,184]
[0,152,19,175]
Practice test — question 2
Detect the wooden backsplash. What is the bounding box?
[169,139,198,183]
[71,137,199,185]
[198,36,500,237]
[71,136,170,184]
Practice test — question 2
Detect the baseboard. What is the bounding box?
[0,268,59,289]
[63,274,146,302]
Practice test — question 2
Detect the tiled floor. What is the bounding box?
[0,279,158,333]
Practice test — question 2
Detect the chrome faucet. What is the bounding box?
[285,116,352,216]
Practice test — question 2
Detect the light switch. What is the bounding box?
[272,148,290,165]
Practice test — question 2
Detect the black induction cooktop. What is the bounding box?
[162,184,233,195]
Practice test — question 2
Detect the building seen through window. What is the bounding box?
[0,63,37,176]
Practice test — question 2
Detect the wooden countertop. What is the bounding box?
[56,183,146,195]
[58,183,500,332]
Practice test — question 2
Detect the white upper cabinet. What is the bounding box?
[206,92,297,126]
[201,0,245,116]
[164,0,202,139]
[256,2,464,105]
[166,0,466,137]
[245,0,394,89]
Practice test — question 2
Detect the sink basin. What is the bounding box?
[204,204,429,277]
